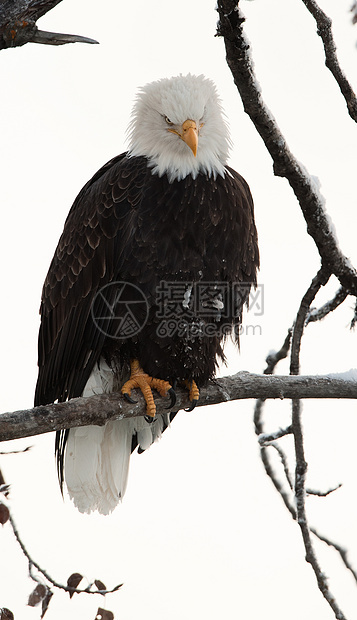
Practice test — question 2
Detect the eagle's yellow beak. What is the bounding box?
[168,119,199,157]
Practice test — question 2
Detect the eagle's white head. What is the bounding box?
[127,74,231,183]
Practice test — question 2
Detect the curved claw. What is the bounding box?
[166,387,177,410]
[124,393,137,404]
[185,399,198,413]
[144,415,155,424]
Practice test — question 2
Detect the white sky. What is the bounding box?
[1,0,357,618]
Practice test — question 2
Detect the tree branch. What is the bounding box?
[253,332,357,602]
[216,1,357,297]
[306,286,349,325]
[301,0,357,121]
[0,0,98,49]
[8,510,123,596]
[1,371,357,442]
[289,270,348,619]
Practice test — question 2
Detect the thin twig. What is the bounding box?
[310,526,357,585]
[290,269,347,620]
[301,0,357,121]
[0,446,32,455]
[8,512,122,596]
[253,330,296,517]
[306,483,342,497]
[269,442,294,490]
[306,287,349,325]
[264,329,292,374]
[290,268,329,374]
[253,399,296,520]
[258,425,293,444]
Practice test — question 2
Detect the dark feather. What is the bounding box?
[35,153,259,481]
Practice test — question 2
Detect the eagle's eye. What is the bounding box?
[164,116,173,125]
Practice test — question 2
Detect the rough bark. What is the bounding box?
[0,0,98,49]
[1,371,357,442]
[216,1,357,297]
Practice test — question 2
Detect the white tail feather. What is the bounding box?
[64,359,170,514]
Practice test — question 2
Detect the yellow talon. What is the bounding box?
[121,359,173,418]
[184,379,200,411]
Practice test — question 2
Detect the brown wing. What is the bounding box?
[35,153,150,407]
[221,165,259,281]
[221,166,259,337]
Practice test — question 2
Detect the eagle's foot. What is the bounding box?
[184,379,199,412]
[121,359,175,420]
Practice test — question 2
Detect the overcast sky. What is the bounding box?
[1,0,357,618]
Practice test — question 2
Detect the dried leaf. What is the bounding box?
[94,579,106,594]
[95,608,114,620]
[111,583,123,592]
[0,503,9,525]
[0,609,14,620]
[67,572,83,598]
[28,583,47,607]
[41,588,53,618]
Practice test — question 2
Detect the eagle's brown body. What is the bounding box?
[34,75,259,513]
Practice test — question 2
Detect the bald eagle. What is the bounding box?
[35,74,259,514]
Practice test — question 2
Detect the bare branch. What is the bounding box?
[30,28,98,46]
[290,268,328,375]
[0,0,98,49]
[254,317,356,613]
[306,287,349,325]
[310,526,357,585]
[269,441,294,490]
[264,329,292,374]
[306,483,342,497]
[8,511,122,596]
[290,272,347,620]
[257,425,292,445]
[1,371,357,443]
[352,1,357,25]
[0,446,32,455]
[301,0,357,121]
[216,2,357,296]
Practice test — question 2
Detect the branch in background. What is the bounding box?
[306,483,342,497]
[0,0,98,50]
[263,329,292,374]
[253,332,357,596]
[0,446,32,455]
[216,1,357,297]
[289,270,348,620]
[301,0,357,121]
[1,453,119,616]
[352,1,357,26]
[306,286,349,325]
[290,268,328,375]
[9,509,123,596]
[30,28,98,46]
[2,371,357,443]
